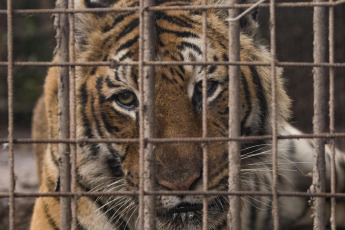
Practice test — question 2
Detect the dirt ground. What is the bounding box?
[0,131,39,230]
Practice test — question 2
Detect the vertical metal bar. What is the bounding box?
[68,0,77,229]
[269,0,279,229]
[56,0,72,229]
[311,0,327,229]
[6,0,15,229]
[328,1,336,229]
[201,1,209,230]
[227,0,241,229]
[139,0,156,229]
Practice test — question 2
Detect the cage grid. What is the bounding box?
[1,0,345,229]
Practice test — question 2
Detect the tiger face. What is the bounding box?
[32,0,292,229]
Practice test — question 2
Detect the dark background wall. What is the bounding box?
[0,0,344,149]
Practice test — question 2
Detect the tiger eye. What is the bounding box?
[114,91,138,109]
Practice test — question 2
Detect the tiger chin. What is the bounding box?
[30,0,345,229]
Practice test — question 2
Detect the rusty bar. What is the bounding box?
[0,1,344,15]
[1,132,345,145]
[6,0,15,229]
[201,1,209,230]
[311,0,327,228]
[68,0,77,229]
[2,60,345,68]
[138,0,157,229]
[227,0,241,229]
[56,0,72,229]
[328,0,336,229]
[1,190,345,198]
[269,0,279,228]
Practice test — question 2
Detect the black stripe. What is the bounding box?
[161,73,175,84]
[80,82,88,106]
[156,25,199,38]
[119,51,134,61]
[178,41,202,55]
[92,93,105,139]
[90,67,97,76]
[42,200,59,230]
[80,83,100,157]
[105,76,121,88]
[176,70,185,82]
[250,66,268,135]
[103,12,135,33]
[207,56,218,74]
[156,12,194,28]
[115,18,139,41]
[115,35,139,53]
[101,109,120,133]
[240,72,252,136]
[106,154,124,178]
[96,76,104,94]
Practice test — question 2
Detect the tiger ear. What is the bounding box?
[212,0,259,36]
[238,0,259,36]
[73,0,113,51]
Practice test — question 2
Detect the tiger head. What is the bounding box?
[52,0,291,229]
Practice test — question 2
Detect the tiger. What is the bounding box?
[30,0,345,229]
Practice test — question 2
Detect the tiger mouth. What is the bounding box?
[159,198,227,223]
[166,203,203,221]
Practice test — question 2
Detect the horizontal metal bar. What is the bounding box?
[0,0,344,15]
[1,61,345,68]
[0,191,344,198]
[1,133,345,144]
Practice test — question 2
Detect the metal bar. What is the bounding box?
[0,1,344,15]
[2,60,345,68]
[201,1,209,229]
[6,0,15,228]
[228,0,241,229]
[1,133,345,145]
[269,0,279,228]
[328,1,336,229]
[56,0,72,229]
[312,0,328,228]
[1,190,345,198]
[138,0,156,229]
[68,0,77,228]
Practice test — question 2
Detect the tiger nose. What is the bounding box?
[158,173,200,191]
